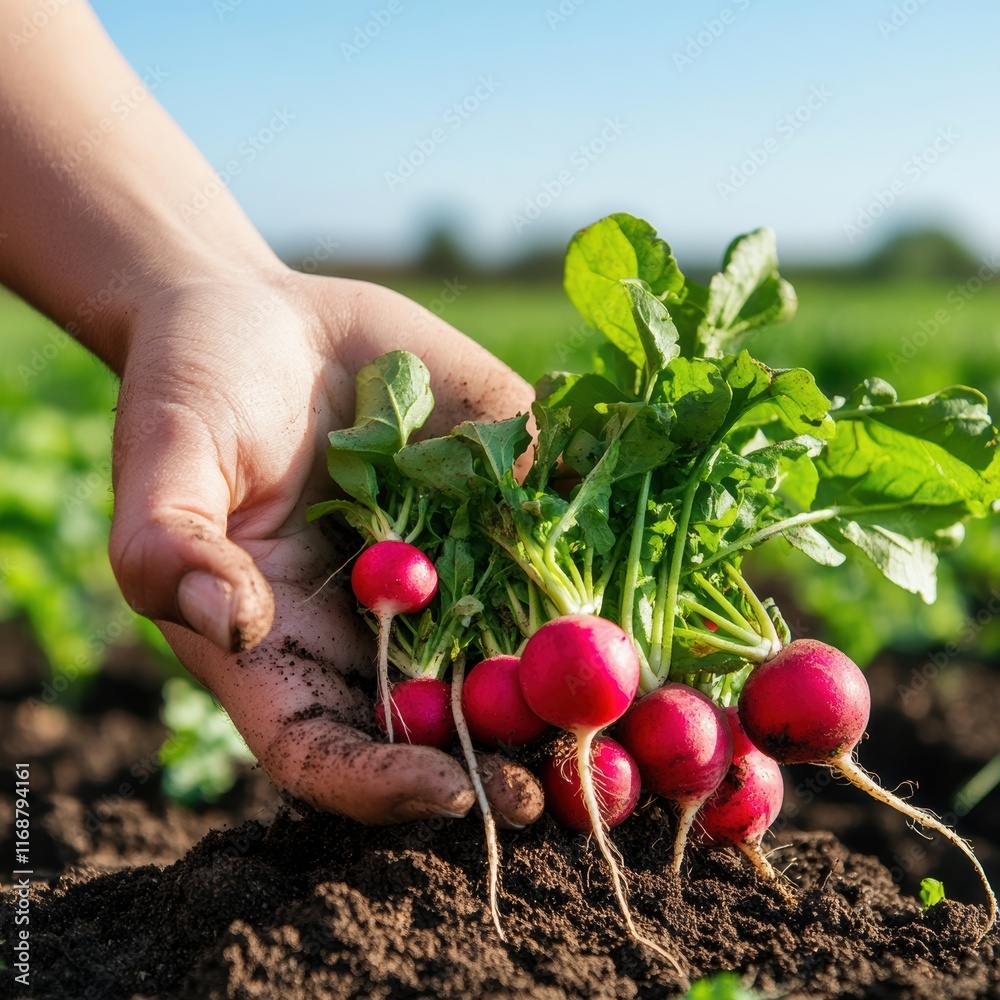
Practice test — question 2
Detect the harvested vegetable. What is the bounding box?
[312,211,1000,954]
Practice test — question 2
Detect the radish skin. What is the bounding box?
[519,615,684,973]
[462,655,552,748]
[351,540,439,743]
[739,639,997,937]
[375,677,455,748]
[698,707,789,896]
[539,736,640,832]
[618,684,733,872]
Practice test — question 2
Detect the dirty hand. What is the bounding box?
[110,270,538,824]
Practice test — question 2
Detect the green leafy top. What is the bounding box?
[313,212,998,697]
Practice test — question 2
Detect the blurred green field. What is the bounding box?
[397,277,1000,415]
[3,273,1000,688]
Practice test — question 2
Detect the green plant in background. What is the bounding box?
[0,293,170,685]
[683,971,761,1000]
[159,677,255,804]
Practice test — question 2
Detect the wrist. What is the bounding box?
[96,246,294,375]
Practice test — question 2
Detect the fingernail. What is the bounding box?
[178,571,237,651]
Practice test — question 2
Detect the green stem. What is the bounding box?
[658,449,718,679]
[479,628,504,659]
[502,579,531,637]
[527,579,542,635]
[718,673,734,707]
[594,534,628,605]
[696,501,917,573]
[561,554,589,606]
[697,508,838,571]
[620,471,652,645]
[692,572,756,633]
[392,486,414,537]
[723,564,780,654]
[403,496,427,544]
[679,596,763,646]
[638,656,659,695]
[649,558,669,675]
[673,627,772,662]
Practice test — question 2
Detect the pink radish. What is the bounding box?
[539,736,640,832]
[519,614,682,971]
[618,684,733,872]
[697,707,785,889]
[375,677,455,748]
[351,540,438,743]
[738,638,996,936]
[462,655,552,747]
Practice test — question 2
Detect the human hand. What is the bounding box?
[109,268,538,824]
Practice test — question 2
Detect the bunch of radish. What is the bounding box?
[312,213,1000,965]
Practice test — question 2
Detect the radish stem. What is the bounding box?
[452,657,505,940]
[833,752,997,941]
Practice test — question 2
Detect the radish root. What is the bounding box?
[452,657,505,940]
[376,612,394,743]
[576,730,686,975]
[737,841,796,902]
[833,752,997,941]
[672,799,706,873]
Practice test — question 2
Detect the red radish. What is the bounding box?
[618,684,733,872]
[519,614,638,731]
[540,737,640,832]
[462,655,552,747]
[519,615,681,971]
[738,638,997,937]
[738,638,869,765]
[375,677,454,748]
[351,540,438,743]
[697,707,786,891]
[698,709,783,848]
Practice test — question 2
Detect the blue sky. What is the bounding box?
[93,0,1000,266]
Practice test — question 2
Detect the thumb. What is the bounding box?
[109,398,274,652]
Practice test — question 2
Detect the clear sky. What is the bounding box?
[92,0,1000,266]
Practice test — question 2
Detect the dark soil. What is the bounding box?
[1,620,999,999]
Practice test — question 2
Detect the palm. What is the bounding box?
[112,273,533,823]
